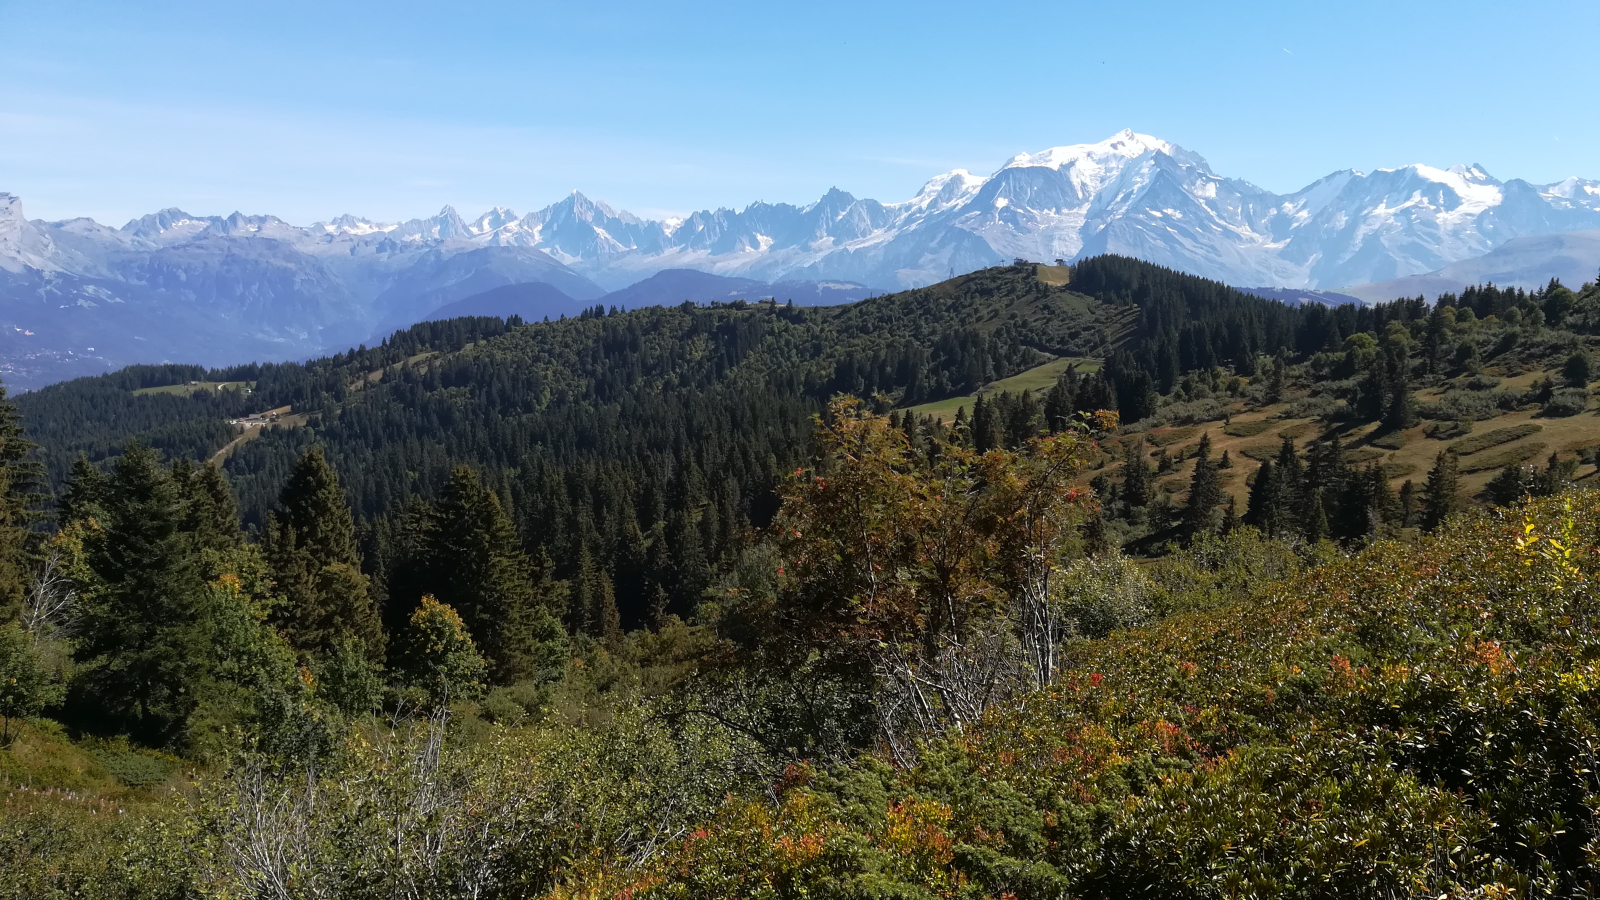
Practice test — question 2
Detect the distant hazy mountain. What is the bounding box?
[422,281,591,323]
[599,269,876,309]
[1239,287,1366,307]
[1340,229,1600,305]
[427,269,877,328]
[3,129,1597,386]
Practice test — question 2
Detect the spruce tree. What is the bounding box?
[1265,354,1287,404]
[1183,433,1223,535]
[1383,363,1417,431]
[1356,355,1388,422]
[1420,451,1461,532]
[1362,464,1400,535]
[571,545,622,647]
[1303,490,1329,544]
[1274,437,1304,530]
[1398,479,1418,528]
[70,443,210,745]
[0,384,38,624]
[266,447,382,660]
[59,455,107,526]
[1244,458,1283,537]
[428,466,566,684]
[1122,439,1152,510]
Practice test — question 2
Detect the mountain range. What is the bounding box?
[2,129,1598,388]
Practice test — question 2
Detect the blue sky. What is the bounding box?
[2,0,1596,225]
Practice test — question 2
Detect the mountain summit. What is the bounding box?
[1,131,1597,386]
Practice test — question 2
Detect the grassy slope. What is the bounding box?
[1115,365,1600,510]
[131,381,252,397]
[905,356,1103,423]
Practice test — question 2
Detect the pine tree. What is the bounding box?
[1220,494,1240,535]
[1122,439,1152,510]
[1356,354,1388,422]
[1398,479,1418,528]
[581,560,622,647]
[1362,464,1400,535]
[265,447,382,660]
[665,507,707,616]
[1265,354,1287,404]
[1244,458,1284,537]
[1383,360,1417,431]
[1420,451,1460,532]
[0,383,38,624]
[1303,490,1329,544]
[1275,437,1304,531]
[428,466,567,684]
[59,455,107,526]
[70,443,210,745]
[1183,433,1223,535]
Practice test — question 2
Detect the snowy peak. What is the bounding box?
[1001,129,1180,172]
[121,208,217,244]
[0,194,23,253]
[903,169,988,216]
[468,207,520,235]
[7,131,1600,301]
[315,214,395,236]
[1447,163,1498,184]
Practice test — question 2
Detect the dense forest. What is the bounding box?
[6,257,1600,897]
[14,256,1439,629]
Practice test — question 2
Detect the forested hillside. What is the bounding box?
[11,259,1151,627]
[8,256,1600,897]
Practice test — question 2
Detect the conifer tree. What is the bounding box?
[1420,451,1461,532]
[1122,439,1152,510]
[1220,494,1240,535]
[1265,354,1287,404]
[265,447,382,660]
[1183,433,1223,535]
[0,384,38,624]
[1362,464,1399,534]
[1356,354,1388,422]
[59,455,107,526]
[70,443,211,745]
[1383,362,1417,431]
[1398,479,1418,528]
[1275,437,1304,529]
[1244,458,1285,538]
[570,545,622,646]
[1303,490,1329,544]
[665,507,708,615]
[427,466,567,684]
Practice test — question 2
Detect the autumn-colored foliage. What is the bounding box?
[772,397,1109,754]
[631,491,1600,898]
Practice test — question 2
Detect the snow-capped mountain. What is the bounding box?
[374,130,1596,293]
[1,130,1597,387]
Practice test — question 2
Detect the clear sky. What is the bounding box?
[3,0,1596,226]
